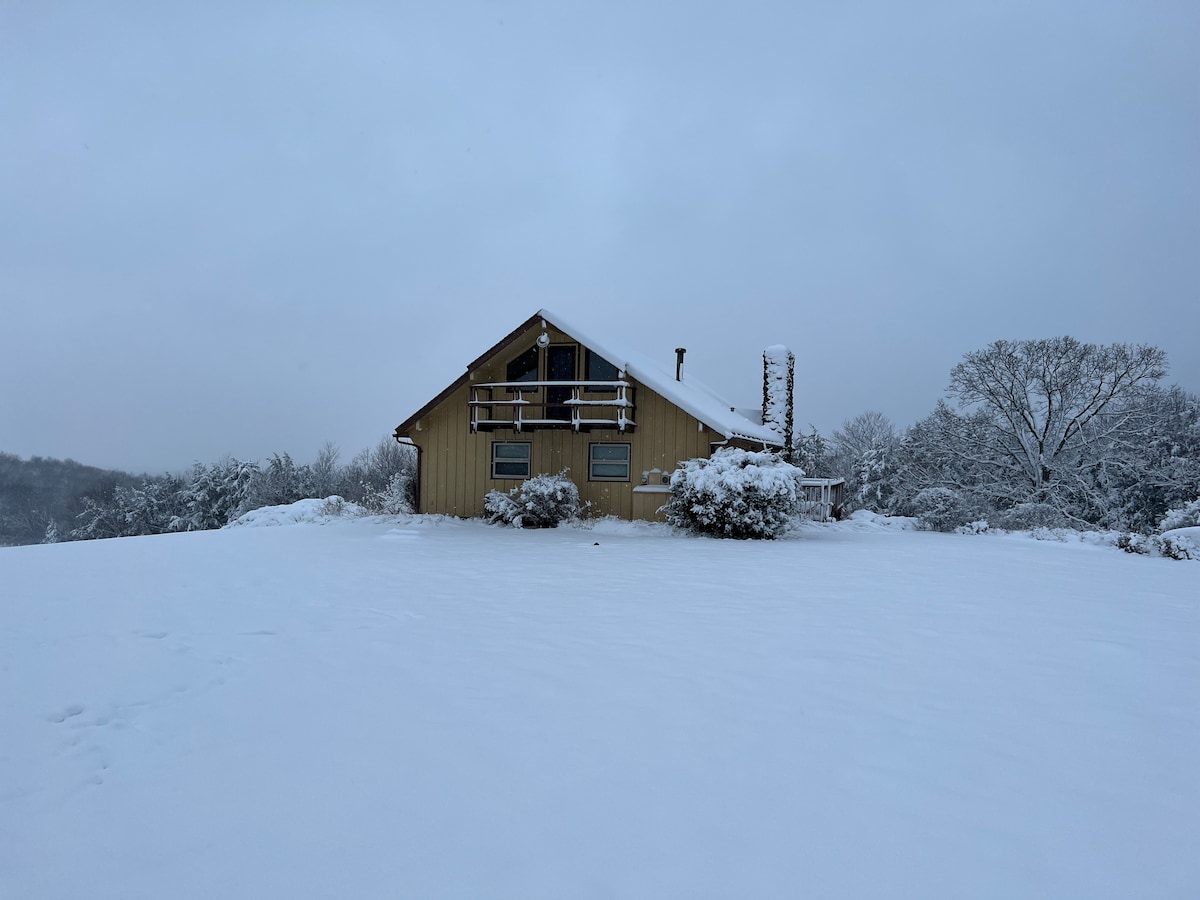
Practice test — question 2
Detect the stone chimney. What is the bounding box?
[762,346,794,455]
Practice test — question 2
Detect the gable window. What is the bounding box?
[589,443,631,481]
[506,346,539,384]
[492,442,531,479]
[586,349,619,388]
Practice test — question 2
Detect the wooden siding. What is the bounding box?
[404,318,716,519]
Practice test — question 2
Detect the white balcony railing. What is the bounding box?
[469,381,636,433]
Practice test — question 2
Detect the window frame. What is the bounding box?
[584,349,620,392]
[506,346,540,384]
[588,442,631,482]
[491,442,532,480]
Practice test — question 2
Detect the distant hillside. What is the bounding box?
[0,452,143,546]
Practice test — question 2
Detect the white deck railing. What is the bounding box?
[469,381,636,432]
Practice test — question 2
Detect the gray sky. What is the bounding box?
[3,1,1197,473]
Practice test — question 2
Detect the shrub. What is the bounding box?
[1117,532,1196,560]
[1161,534,1197,560]
[1117,533,1149,554]
[911,487,974,533]
[362,471,414,515]
[955,520,990,535]
[663,448,805,539]
[484,470,581,528]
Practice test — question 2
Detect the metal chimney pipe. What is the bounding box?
[675,348,686,381]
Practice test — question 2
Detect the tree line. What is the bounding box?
[822,337,1200,534]
[0,438,416,546]
[5,335,1198,546]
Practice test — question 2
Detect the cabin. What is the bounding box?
[393,309,810,520]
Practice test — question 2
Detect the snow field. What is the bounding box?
[1,516,1197,898]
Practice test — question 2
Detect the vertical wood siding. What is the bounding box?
[406,320,717,520]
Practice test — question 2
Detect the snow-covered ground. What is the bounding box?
[1,513,1197,899]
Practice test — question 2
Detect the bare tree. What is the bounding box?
[310,442,342,498]
[946,338,1167,496]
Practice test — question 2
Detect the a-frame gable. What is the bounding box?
[394,312,544,438]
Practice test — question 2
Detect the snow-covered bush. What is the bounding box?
[663,448,805,540]
[1160,499,1200,533]
[341,438,417,507]
[484,471,581,528]
[1116,532,1196,560]
[911,487,975,533]
[955,520,990,535]
[1161,534,1197,560]
[1117,533,1149,555]
[362,471,414,515]
[318,496,352,517]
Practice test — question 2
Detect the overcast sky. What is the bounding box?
[2,1,1197,473]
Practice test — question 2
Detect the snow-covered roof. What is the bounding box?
[536,308,781,446]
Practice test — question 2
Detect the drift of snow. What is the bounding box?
[1162,525,1200,545]
[1,512,1197,898]
[226,495,367,528]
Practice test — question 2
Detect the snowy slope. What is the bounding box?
[1,516,1197,899]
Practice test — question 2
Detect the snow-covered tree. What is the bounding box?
[71,493,128,540]
[72,474,191,540]
[171,458,259,532]
[831,411,899,512]
[1095,386,1200,532]
[884,342,1194,531]
[245,453,315,510]
[832,411,897,464]
[790,426,833,477]
[310,442,342,499]
[946,337,1166,499]
[911,487,980,532]
[342,437,417,509]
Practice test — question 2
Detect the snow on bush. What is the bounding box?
[911,487,976,533]
[1116,531,1197,560]
[955,520,990,535]
[1160,499,1200,533]
[363,471,414,515]
[663,448,805,540]
[484,471,581,528]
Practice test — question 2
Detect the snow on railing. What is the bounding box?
[469,381,636,433]
[798,478,845,523]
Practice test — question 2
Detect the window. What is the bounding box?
[586,349,619,387]
[492,442,531,479]
[506,346,539,383]
[589,443,631,481]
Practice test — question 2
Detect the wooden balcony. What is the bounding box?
[469,381,636,433]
